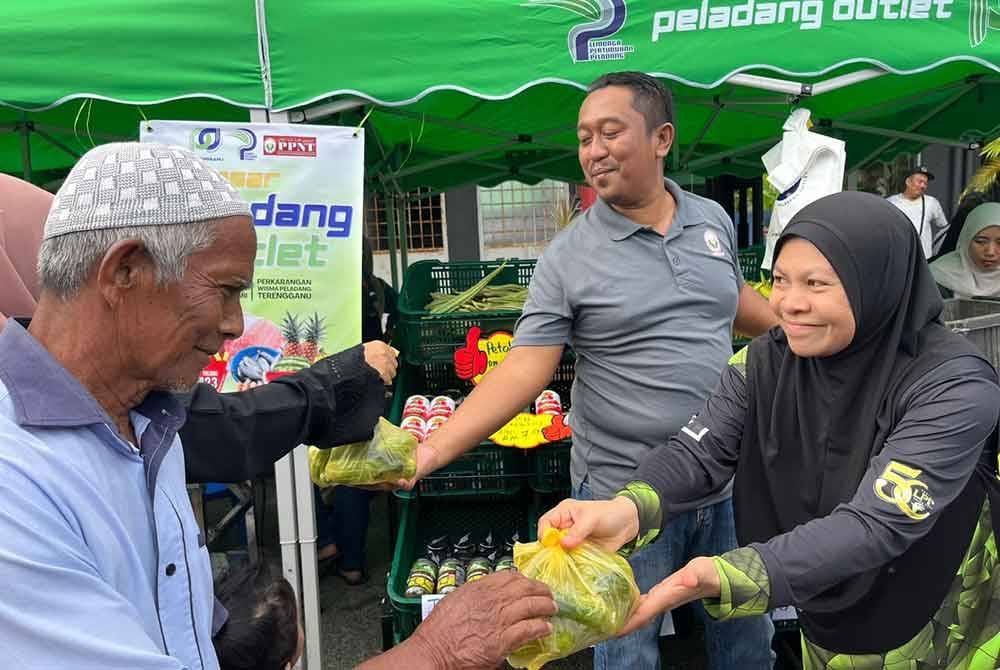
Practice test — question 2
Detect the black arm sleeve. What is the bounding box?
[179,344,385,483]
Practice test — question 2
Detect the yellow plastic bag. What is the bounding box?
[307,417,417,487]
[508,528,640,670]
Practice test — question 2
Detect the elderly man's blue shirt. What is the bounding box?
[0,321,218,669]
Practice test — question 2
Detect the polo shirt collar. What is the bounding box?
[600,178,700,242]
[0,320,185,430]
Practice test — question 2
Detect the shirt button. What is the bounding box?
[165,563,177,577]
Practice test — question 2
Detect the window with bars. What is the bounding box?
[477,180,571,249]
[365,188,445,251]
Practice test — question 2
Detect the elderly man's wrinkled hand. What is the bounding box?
[409,571,557,670]
[363,341,398,385]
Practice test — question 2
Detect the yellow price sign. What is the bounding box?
[489,413,571,449]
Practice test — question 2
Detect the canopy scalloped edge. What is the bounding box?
[271,55,1000,113]
[0,92,267,114]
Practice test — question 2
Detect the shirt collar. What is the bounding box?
[0,320,185,430]
[601,178,701,242]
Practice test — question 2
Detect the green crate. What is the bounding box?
[389,363,532,497]
[738,244,765,282]
[387,494,534,643]
[530,441,572,495]
[396,259,536,364]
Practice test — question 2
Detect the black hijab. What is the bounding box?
[734,191,991,651]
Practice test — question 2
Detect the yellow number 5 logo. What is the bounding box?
[874,461,935,521]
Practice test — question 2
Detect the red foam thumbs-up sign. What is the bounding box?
[542,414,572,442]
[454,326,488,380]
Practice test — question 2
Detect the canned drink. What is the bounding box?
[537,390,560,403]
[537,406,562,416]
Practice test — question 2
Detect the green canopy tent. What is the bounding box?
[3,1,998,276]
[4,0,998,184]
[2,2,1000,666]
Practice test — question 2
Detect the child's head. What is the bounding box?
[214,568,304,670]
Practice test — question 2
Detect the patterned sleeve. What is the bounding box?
[702,547,772,620]
[615,480,664,558]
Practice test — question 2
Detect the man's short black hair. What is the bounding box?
[587,71,674,131]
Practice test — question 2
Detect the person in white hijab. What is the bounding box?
[930,202,1000,298]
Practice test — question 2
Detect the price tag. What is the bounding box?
[421,593,446,620]
[489,412,571,448]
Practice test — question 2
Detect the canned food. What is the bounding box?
[405,395,430,410]
[403,405,428,420]
[426,416,448,433]
[430,395,456,411]
[402,417,427,441]
[535,400,563,415]
[428,405,454,420]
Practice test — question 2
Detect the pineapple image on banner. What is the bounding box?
[140,122,363,392]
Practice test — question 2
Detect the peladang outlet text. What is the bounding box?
[652,0,953,34]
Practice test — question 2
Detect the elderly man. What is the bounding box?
[887,165,949,258]
[0,143,555,669]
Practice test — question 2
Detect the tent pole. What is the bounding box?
[681,97,725,166]
[384,185,400,291]
[32,122,132,143]
[33,127,82,161]
[287,96,367,123]
[397,192,410,272]
[853,83,979,169]
[405,171,510,203]
[840,78,979,121]
[823,119,978,149]
[20,115,32,182]
[685,137,779,171]
[376,107,571,152]
[728,68,885,97]
[391,141,521,180]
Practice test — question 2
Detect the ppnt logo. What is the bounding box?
[970,0,999,47]
[263,135,318,158]
[192,127,222,152]
[524,0,634,62]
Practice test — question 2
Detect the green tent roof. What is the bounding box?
[2,1,998,187]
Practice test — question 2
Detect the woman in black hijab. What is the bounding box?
[539,192,1000,668]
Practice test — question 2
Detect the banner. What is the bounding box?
[141,121,363,392]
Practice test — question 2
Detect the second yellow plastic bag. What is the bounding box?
[308,417,417,487]
[507,527,640,670]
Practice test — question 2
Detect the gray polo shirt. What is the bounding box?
[514,178,742,501]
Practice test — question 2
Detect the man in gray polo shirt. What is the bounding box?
[409,72,776,670]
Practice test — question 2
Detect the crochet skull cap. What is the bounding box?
[44,142,250,240]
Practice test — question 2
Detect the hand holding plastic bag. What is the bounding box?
[507,528,640,670]
[308,417,417,487]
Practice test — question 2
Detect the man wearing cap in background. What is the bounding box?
[888,165,950,258]
[0,143,556,669]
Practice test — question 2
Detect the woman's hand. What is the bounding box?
[536,497,640,553]
[619,557,721,636]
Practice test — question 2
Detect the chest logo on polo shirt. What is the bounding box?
[703,230,725,257]
[874,460,935,520]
